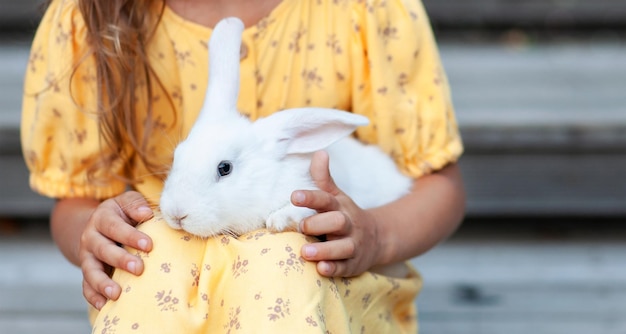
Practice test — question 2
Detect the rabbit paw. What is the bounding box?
[266,205,316,232]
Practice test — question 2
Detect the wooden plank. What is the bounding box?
[0,43,28,133]
[418,283,626,315]
[0,155,54,218]
[418,319,626,334]
[417,283,626,334]
[0,317,91,334]
[0,286,86,314]
[423,0,626,28]
[460,153,626,216]
[440,43,626,134]
[0,0,43,29]
[412,232,626,285]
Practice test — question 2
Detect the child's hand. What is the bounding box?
[293,151,385,278]
[79,191,153,310]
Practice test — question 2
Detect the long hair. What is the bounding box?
[48,0,168,184]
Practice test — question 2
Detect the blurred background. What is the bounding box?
[1,0,625,333]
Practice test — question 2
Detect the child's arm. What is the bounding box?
[295,151,465,277]
[50,192,154,309]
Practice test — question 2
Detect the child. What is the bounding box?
[22,0,465,332]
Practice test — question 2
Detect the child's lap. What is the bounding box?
[91,216,421,333]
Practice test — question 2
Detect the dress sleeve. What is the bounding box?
[350,0,463,178]
[21,0,128,199]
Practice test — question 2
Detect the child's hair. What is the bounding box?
[47,0,171,184]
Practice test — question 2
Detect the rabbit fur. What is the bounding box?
[160,17,413,243]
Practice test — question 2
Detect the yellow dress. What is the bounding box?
[21,0,463,332]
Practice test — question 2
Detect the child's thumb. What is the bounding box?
[310,150,341,195]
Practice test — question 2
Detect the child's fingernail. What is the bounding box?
[95,301,104,310]
[319,261,332,275]
[104,286,113,299]
[138,206,152,216]
[292,191,305,204]
[303,245,317,258]
[127,261,137,273]
[138,238,148,251]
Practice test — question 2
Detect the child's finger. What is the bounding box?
[301,238,356,262]
[94,213,152,253]
[94,242,143,276]
[114,191,154,225]
[310,150,341,195]
[82,279,107,310]
[82,223,144,276]
[300,210,351,236]
[291,189,339,212]
[317,260,358,278]
[81,253,121,304]
[316,261,338,277]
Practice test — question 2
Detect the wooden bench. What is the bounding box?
[442,42,626,216]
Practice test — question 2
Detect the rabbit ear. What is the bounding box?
[197,17,245,124]
[254,108,370,154]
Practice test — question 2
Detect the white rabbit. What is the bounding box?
[160,17,412,239]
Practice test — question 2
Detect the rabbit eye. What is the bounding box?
[217,160,233,177]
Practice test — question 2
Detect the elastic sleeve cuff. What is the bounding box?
[400,142,464,178]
